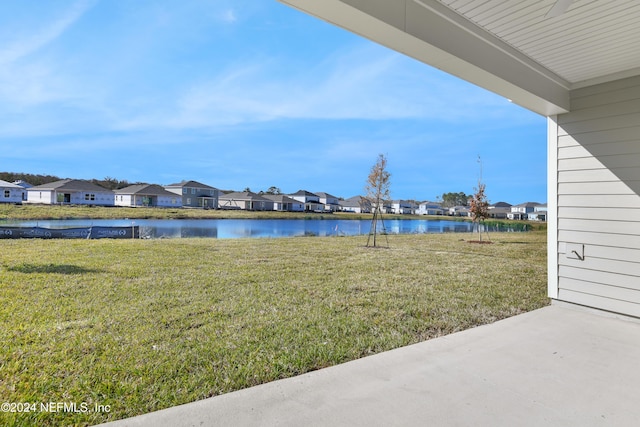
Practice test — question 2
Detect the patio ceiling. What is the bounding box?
[439,0,640,87]
[278,0,640,116]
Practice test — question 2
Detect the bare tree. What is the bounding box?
[365,154,391,247]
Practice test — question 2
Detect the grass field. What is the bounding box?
[0,230,547,426]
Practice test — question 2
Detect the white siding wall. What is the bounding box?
[69,192,115,206]
[219,199,248,210]
[1,188,25,203]
[553,75,640,317]
[157,196,181,207]
[26,191,56,204]
[115,195,133,207]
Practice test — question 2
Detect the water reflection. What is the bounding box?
[0,218,527,239]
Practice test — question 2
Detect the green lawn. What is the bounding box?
[0,231,547,426]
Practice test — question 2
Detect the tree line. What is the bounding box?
[0,172,62,187]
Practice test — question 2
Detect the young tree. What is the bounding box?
[365,154,391,247]
[470,180,490,241]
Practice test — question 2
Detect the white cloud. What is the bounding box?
[222,9,238,23]
[0,0,94,65]
[124,43,534,132]
[0,0,96,109]
[0,3,539,140]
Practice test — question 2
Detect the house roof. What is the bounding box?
[28,179,112,193]
[315,192,338,199]
[279,0,640,116]
[340,196,371,207]
[263,194,301,204]
[165,180,217,190]
[491,202,512,208]
[290,190,319,197]
[13,180,33,188]
[0,179,25,189]
[419,201,442,207]
[219,191,272,202]
[514,202,542,208]
[114,184,177,196]
[339,199,360,208]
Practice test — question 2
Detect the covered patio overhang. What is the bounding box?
[278,0,640,114]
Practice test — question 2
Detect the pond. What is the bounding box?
[0,218,528,239]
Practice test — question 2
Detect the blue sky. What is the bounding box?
[1,0,547,204]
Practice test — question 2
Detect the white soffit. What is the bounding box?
[440,0,640,88]
[278,0,640,116]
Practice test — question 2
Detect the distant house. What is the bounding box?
[114,184,181,208]
[448,206,471,217]
[416,201,444,215]
[529,203,547,221]
[165,180,219,209]
[13,180,33,189]
[0,180,27,203]
[390,200,416,215]
[508,202,541,220]
[315,192,341,212]
[373,200,393,214]
[26,179,115,205]
[219,192,274,211]
[289,190,323,212]
[488,202,512,219]
[507,212,526,220]
[263,194,305,212]
[339,196,371,213]
[511,202,540,214]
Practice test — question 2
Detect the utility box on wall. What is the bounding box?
[563,243,585,261]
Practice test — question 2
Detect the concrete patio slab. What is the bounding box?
[98,303,640,426]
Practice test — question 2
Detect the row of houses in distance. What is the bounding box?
[364,199,546,221]
[0,179,216,208]
[0,178,547,221]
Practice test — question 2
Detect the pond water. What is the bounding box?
[0,218,527,239]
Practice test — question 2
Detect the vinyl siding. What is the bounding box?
[114,195,134,207]
[0,188,25,203]
[27,191,56,204]
[554,75,640,317]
